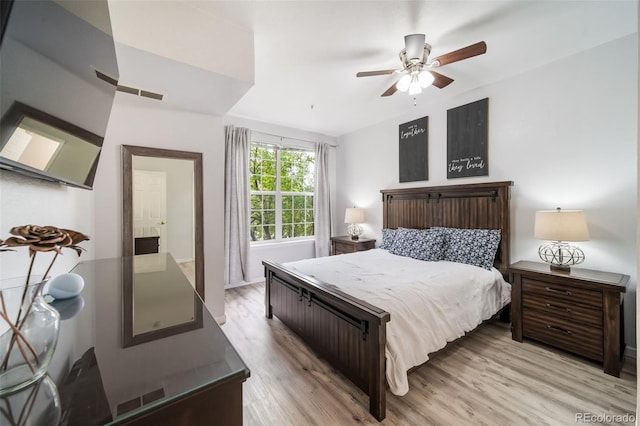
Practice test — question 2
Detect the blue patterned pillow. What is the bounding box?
[389,228,445,261]
[434,227,501,270]
[379,228,398,250]
[387,227,414,253]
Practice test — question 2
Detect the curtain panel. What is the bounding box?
[224,125,251,286]
[314,142,332,257]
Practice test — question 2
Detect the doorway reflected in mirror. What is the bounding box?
[122,145,204,300]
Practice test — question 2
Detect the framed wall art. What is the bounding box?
[447,98,488,179]
[399,116,428,182]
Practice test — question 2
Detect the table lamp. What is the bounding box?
[534,207,590,271]
[344,207,365,240]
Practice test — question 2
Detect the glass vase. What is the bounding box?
[0,374,61,425]
[0,281,60,395]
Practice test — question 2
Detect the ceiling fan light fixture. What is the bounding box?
[408,73,422,96]
[396,74,412,92]
[418,70,434,88]
[357,37,486,99]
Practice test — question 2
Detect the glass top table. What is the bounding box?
[1,253,249,425]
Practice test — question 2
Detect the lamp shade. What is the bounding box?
[534,209,589,242]
[344,207,365,224]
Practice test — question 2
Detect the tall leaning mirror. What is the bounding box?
[122,144,204,299]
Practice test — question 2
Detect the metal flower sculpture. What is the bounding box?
[0,225,89,373]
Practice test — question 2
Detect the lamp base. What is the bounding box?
[550,264,571,272]
[346,224,363,241]
[538,241,585,271]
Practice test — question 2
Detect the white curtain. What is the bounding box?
[224,125,251,286]
[314,142,332,257]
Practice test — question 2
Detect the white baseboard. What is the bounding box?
[225,279,265,289]
[215,315,227,325]
[175,258,194,264]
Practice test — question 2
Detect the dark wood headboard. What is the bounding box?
[380,181,513,276]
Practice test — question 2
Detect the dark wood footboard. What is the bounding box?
[263,260,391,421]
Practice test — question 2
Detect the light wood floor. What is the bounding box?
[221,282,637,426]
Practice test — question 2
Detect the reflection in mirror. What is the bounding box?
[132,156,194,258]
[122,253,203,347]
[0,102,103,189]
[122,145,204,301]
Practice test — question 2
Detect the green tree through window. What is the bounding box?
[250,143,315,242]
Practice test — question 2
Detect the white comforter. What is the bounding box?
[283,249,511,396]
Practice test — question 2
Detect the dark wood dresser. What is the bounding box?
[330,235,376,255]
[509,260,628,377]
[4,255,250,425]
[134,227,160,255]
[134,236,159,255]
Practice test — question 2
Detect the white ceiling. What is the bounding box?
[124,1,638,137]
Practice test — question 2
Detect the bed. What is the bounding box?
[262,181,513,421]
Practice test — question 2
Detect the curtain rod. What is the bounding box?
[252,130,337,148]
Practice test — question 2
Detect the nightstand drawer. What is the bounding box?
[522,278,602,308]
[523,294,602,327]
[334,242,355,254]
[523,310,603,361]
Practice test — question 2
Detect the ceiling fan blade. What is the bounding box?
[404,34,425,61]
[381,81,399,97]
[429,71,454,89]
[431,41,487,67]
[356,69,397,77]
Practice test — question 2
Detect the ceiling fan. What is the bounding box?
[356,34,487,98]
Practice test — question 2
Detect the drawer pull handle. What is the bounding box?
[544,286,571,296]
[545,303,571,313]
[546,324,571,335]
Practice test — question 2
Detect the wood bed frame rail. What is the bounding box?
[263,181,513,421]
[263,260,390,420]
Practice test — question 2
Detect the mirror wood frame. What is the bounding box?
[122,144,204,300]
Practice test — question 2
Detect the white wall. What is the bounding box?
[223,116,337,285]
[0,171,95,284]
[336,35,638,348]
[93,94,226,322]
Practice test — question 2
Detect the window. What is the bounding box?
[250,142,315,242]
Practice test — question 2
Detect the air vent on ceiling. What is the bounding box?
[94,69,164,102]
[95,69,118,86]
[116,85,138,95]
[140,90,163,101]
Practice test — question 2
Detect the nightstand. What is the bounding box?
[330,235,376,255]
[509,260,628,377]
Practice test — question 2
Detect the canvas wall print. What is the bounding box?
[447,98,488,179]
[399,116,428,182]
